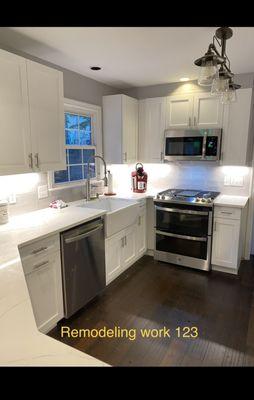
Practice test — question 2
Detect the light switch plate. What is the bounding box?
[38,185,48,199]
[231,176,244,187]
[224,175,231,186]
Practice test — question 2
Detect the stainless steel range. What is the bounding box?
[154,189,220,271]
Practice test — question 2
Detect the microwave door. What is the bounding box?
[165,136,204,161]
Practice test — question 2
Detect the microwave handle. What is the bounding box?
[202,135,207,159]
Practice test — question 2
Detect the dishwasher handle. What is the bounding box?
[64,224,103,244]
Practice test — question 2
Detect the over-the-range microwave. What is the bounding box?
[164,129,222,161]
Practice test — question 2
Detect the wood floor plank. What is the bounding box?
[49,255,254,366]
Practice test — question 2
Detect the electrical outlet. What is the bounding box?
[38,185,48,199]
[7,193,16,204]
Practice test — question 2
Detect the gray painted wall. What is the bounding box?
[123,73,254,99]
[0,44,120,106]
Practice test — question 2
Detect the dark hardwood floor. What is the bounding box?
[48,256,254,366]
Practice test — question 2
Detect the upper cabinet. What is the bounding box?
[221,88,254,166]
[166,95,193,128]
[27,61,65,172]
[0,48,65,176]
[138,97,166,163]
[193,93,223,128]
[0,50,31,175]
[166,92,223,129]
[103,94,138,164]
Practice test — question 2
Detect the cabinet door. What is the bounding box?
[138,97,166,162]
[0,49,31,175]
[105,231,123,284]
[25,252,64,334]
[136,212,147,257]
[166,95,193,128]
[221,88,253,166]
[212,217,240,269]
[193,93,223,128]
[27,61,65,171]
[122,95,138,163]
[122,225,136,271]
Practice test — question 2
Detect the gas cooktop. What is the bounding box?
[154,188,220,205]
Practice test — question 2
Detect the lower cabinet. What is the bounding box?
[105,205,147,285]
[211,205,247,274]
[20,234,64,333]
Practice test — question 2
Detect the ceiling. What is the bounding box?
[0,27,254,89]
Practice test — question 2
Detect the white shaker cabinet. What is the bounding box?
[138,97,166,162]
[25,251,64,333]
[0,49,31,175]
[221,88,254,166]
[105,230,123,285]
[193,93,223,128]
[166,92,223,129]
[166,95,193,128]
[20,234,64,333]
[103,94,138,164]
[27,61,65,172]
[105,201,146,284]
[0,48,65,176]
[122,224,137,271]
[135,205,147,257]
[212,205,247,274]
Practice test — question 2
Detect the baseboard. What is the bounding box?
[212,264,238,275]
[146,249,154,257]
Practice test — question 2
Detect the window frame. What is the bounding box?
[48,98,102,190]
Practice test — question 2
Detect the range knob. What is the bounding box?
[201,198,206,203]
[156,194,161,199]
[161,194,166,200]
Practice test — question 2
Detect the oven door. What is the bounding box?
[154,231,211,271]
[155,205,211,237]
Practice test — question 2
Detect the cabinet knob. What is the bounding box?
[123,152,127,162]
[194,116,197,126]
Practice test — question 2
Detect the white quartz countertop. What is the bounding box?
[0,204,108,366]
[213,194,249,208]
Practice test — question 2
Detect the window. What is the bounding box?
[50,99,102,189]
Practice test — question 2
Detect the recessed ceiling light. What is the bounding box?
[90,66,102,71]
[180,77,190,82]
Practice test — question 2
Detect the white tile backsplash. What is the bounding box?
[108,163,252,197]
[0,163,251,217]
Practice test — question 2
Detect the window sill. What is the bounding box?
[48,182,86,192]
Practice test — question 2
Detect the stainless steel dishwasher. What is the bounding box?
[60,217,105,318]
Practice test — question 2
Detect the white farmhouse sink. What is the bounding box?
[78,197,139,237]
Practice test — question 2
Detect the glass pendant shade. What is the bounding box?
[211,76,229,96]
[221,88,237,104]
[198,59,218,86]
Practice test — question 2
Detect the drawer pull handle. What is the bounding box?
[33,260,49,270]
[32,246,48,255]
[220,211,233,215]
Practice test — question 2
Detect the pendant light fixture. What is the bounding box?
[194,27,241,103]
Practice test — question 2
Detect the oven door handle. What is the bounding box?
[156,230,207,242]
[155,206,209,216]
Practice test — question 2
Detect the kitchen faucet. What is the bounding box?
[86,155,108,201]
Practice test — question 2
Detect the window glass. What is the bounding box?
[54,112,95,185]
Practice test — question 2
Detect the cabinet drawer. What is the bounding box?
[19,234,60,261]
[214,206,241,220]
[22,251,59,276]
